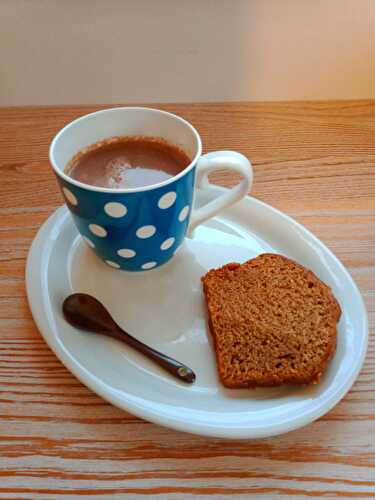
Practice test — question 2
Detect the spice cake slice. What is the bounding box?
[202,253,341,388]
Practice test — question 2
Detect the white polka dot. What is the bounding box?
[89,224,107,238]
[105,260,120,268]
[83,236,95,248]
[63,187,78,206]
[136,225,156,239]
[178,205,190,222]
[158,191,177,209]
[142,261,157,270]
[117,248,136,258]
[160,237,175,251]
[104,202,127,218]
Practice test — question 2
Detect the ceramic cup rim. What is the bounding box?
[49,106,203,194]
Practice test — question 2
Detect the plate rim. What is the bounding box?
[26,188,369,438]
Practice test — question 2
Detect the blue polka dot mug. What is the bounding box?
[49,107,253,271]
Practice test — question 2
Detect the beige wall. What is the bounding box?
[1,0,374,105]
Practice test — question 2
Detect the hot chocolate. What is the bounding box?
[65,136,191,189]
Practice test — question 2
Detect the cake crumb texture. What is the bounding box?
[202,253,341,388]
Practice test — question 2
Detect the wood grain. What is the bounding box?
[0,101,374,498]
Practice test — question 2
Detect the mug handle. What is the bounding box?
[188,151,253,233]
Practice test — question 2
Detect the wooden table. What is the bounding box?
[0,101,374,498]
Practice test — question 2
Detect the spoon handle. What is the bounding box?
[108,327,196,384]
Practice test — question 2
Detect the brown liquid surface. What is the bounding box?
[65,136,191,189]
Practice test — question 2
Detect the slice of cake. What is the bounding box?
[202,253,341,388]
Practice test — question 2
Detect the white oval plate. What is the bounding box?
[26,186,368,439]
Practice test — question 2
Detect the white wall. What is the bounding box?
[1,0,374,105]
